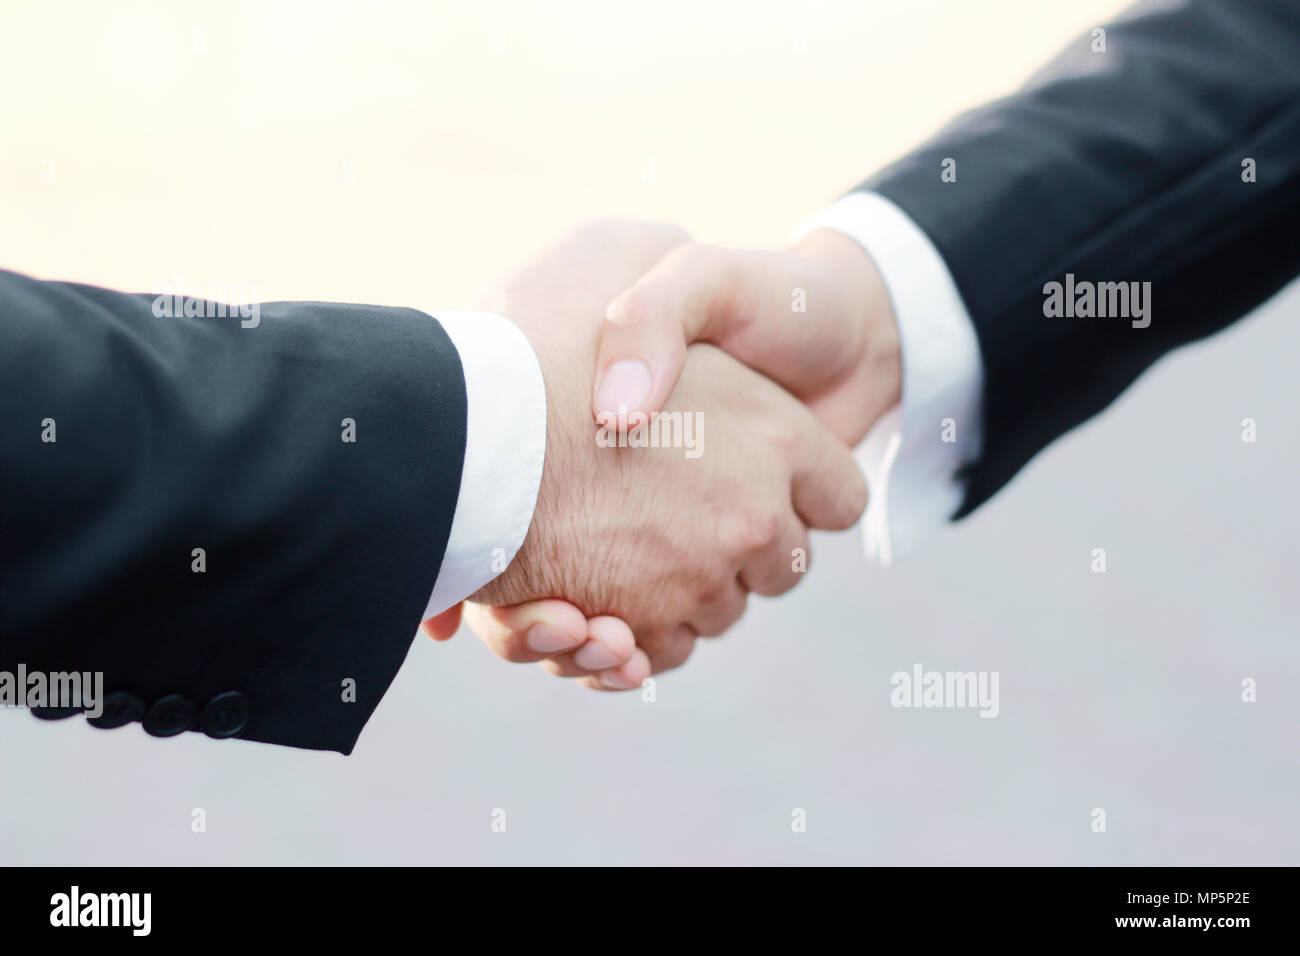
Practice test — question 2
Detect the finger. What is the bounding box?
[538,615,637,676]
[789,417,869,531]
[463,599,589,664]
[641,625,698,675]
[738,514,809,597]
[539,657,587,678]
[580,648,652,692]
[686,576,748,638]
[420,603,464,641]
[554,625,697,679]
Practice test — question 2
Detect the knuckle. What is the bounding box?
[650,637,696,674]
[774,421,806,455]
[752,414,804,458]
[739,508,783,553]
[694,572,734,612]
[715,591,748,632]
[690,579,747,637]
[681,243,745,297]
[606,283,661,327]
[635,628,674,659]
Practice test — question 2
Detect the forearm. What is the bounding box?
[0,270,467,752]
[859,0,1300,514]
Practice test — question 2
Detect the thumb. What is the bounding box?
[593,244,745,427]
[594,244,843,427]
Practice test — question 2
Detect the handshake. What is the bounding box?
[7,0,1287,756]
[422,220,904,690]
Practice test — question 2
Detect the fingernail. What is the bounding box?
[574,640,624,670]
[594,360,651,414]
[525,624,580,653]
[596,669,638,690]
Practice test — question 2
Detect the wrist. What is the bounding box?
[425,310,547,616]
[468,318,588,609]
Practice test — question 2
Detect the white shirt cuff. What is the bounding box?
[795,191,984,565]
[421,310,546,618]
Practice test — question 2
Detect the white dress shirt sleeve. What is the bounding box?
[795,191,985,565]
[420,310,547,619]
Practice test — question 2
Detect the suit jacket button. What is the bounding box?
[87,691,146,729]
[142,694,197,737]
[200,691,250,738]
[31,706,83,720]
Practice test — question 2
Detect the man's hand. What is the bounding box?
[423,221,867,688]
[593,229,903,446]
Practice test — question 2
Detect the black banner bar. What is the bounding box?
[0,866,1277,941]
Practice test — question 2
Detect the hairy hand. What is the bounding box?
[427,221,867,687]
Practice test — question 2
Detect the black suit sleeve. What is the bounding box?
[0,269,468,753]
[859,0,1300,516]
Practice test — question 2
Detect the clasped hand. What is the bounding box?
[423,220,901,689]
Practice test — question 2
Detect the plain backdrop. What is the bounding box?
[2,0,1296,865]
